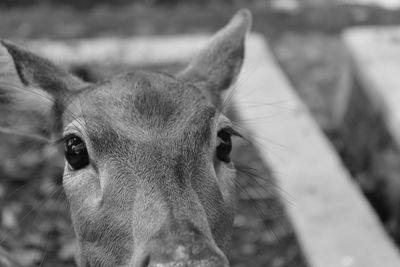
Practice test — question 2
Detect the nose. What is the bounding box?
[139,221,229,267]
[141,244,228,267]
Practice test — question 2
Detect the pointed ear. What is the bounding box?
[177,9,252,107]
[0,40,85,136]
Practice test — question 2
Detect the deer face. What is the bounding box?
[0,9,251,267]
[63,71,237,266]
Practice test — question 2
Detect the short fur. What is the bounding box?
[0,9,252,267]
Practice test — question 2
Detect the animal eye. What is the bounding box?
[64,135,89,170]
[216,129,232,163]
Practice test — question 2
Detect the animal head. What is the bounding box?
[0,9,251,267]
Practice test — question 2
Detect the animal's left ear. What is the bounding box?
[178,9,252,108]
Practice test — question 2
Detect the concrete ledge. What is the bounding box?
[25,36,208,66]
[344,27,400,148]
[27,33,400,267]
[237,34,400,267]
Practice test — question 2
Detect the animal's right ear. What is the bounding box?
[0,40,85,137]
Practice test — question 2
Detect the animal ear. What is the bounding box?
[0,40,85,137]
[178,9,252,107]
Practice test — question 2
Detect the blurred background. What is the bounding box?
[2,0,400,266]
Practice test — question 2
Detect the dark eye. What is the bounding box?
[64,135,89,170]
[216,129,232,163]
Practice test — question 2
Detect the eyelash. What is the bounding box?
[55,134,75,145]
[222,126,243,139]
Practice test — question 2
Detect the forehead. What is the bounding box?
[64,71,217,140]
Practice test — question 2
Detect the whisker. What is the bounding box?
[0,186,62,246]
[4,176,61,200]
[0,127,51,143]
[38,190,65,267]
[221,62,260,113]
[231,127,287,164]
[235,165,295,206]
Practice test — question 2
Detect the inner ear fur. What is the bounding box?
[0,40,85,137]
[178,9,252,108]
[1,40,84,95]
